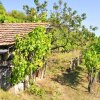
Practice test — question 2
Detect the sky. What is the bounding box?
[1,0,100,36]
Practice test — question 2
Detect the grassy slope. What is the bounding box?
[0,50,100,100]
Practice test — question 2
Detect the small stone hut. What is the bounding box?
[0,23,48,91]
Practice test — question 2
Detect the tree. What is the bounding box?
[9,10,26,22]
[0,2,6,14]
[23,0,48,22]
[0,1,26,23]
[48,0,92,52]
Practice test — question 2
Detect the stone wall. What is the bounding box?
[0,66,11,90]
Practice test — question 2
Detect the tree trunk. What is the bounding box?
[88,68,97,93]
[38,61,47,79]
[88,73,93,93]
[97,71,100,82]
[29,69,33,80]
[77,56,80,66]
[43,62,47,78]
[33,72,36,82]
[41,67,44,79]
[38,68,42,79]
[24,75,29,90]
[79,55,82,64]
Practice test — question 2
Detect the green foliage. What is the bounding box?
[83,37,100,72]
[11,26,51,84]
[0,14,24,23]
[0,1,25,23]
[0,0,97,48]
[23,0,48,22]
[0,2,6,14]
[48,0,95,52]
[0,0,99,94]
[83,37,100,92]
[9,10,26,21]
[28,84,45,96]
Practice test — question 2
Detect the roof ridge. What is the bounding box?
[0,23,48,25]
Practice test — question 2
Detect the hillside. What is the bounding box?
[0,51,100,100]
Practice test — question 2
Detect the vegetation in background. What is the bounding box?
[0,0,97,51]
[0,0,100,95]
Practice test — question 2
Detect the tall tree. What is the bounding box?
[0,1,6,14]
[9,10,26,21]
[23,0,48,22]
[48,0,91,51]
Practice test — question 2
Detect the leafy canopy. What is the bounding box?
[11,26,51,84]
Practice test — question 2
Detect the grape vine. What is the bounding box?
[11,26,51,85]
[83,37,100,92]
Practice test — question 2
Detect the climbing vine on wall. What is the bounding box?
[11,26,51,85]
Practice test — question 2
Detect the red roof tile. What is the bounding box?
[0,23,48,46]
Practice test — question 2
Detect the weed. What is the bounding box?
[27,84,45,97]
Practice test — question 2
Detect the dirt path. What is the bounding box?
[37,72,100,100]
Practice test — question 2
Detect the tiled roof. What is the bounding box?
[0,23,48,46]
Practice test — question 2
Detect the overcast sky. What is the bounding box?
[1,0,100,36]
